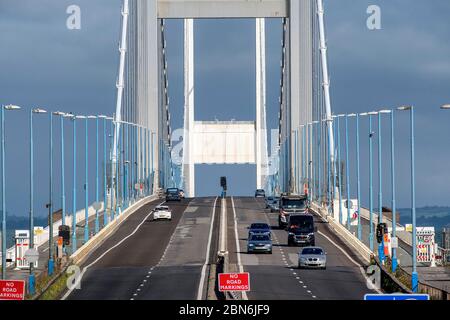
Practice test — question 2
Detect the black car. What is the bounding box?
[255,189,266,198]
[287,214,316,247]
[166,188,181,201]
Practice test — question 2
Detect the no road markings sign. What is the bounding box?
[0,280,25,300]
[218,273,250,292]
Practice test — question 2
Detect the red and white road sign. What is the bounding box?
[0,280,25,300]
[218,273,250,292]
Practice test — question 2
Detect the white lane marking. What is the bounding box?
[197,197,219,301]
[318,230,383,294]
[231,197,249,301]
[61,201,166,300]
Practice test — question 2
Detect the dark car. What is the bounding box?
[287,214,316,247]
[166,188,181,202]
[255,189,266,198]
[248,223,271,238]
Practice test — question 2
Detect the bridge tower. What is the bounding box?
[114,0,335,198]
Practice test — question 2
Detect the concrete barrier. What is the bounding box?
[311,203,373,264]
[70,195,158,266]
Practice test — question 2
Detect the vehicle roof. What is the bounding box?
[300,247,324,253]
[250,223,270,228]
[281,195,307,199]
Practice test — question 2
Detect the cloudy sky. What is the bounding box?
[1,0,450,219]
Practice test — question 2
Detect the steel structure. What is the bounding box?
[113,0,335,198]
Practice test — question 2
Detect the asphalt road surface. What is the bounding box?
[66,197,219,300]
[65,196,375,300]
[230,197,376,300]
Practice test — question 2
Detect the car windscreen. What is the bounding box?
[250,235,271,241]
[289,216,314,232]
[302,248,324,255]
[282,199,307,209]
[251,224,269,230]
[167,189,179,194]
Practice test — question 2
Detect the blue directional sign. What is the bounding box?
[365,294,429,301]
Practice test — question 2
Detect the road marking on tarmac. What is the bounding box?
[197,197,219,301]
[259,199,318,300]
[61,200,166,300]
[231,197,249,300]
[318,230,383,294]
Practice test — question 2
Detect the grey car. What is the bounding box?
[298,247,327,269]
[247,234,272,254]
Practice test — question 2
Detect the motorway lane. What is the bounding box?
[136,197,219,300]
[231,197,375,300]
[67,198,190,300]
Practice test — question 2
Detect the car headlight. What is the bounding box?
[300,257,307,262]
[308,233,315,238]
[288,232,295,236]
[248,244,254,247]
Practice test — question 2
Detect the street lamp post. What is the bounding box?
[71,116,77,254]
[355,113,362,240]
[48,112,54,276]
[345,114,351,230]
[390,108,398,272]
[1,105,21,280]
[377,110,392,263]
[365,112,378,252]
[336,115,344,225]
[399,105,418,292]
[76,116,89,244]
[88,116,100,234]
[30,108,47,294]
[54,112,68,227]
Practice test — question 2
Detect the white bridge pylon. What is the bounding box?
[181,19,269,198]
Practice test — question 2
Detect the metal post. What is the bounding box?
[318,121,322,204]
[110,120,115,220]
[72,117,77,254]
[60,116,66,225]
[332,117,338,219]
[48,113,54,276]
[1,106,5,280]
[391,109,398,272]
[29,110,35,294]
[369,114,374,252]
[378,112,385,262]
[337,116,343,224]
[327,120,332,212]
[345,115,351,230]
[302,125,306,194]
[124,123,129,207]
[95,117,99,234]
[84,118,89,244]
[103,117,108,227]
[294,130,298,194]
[356,114,362,240]
[410,107,418,292]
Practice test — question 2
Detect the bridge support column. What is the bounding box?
[289,0,314,194]
[183,18,195,198]
[256,18,268,190]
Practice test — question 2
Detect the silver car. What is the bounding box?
[298,247,327,270]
